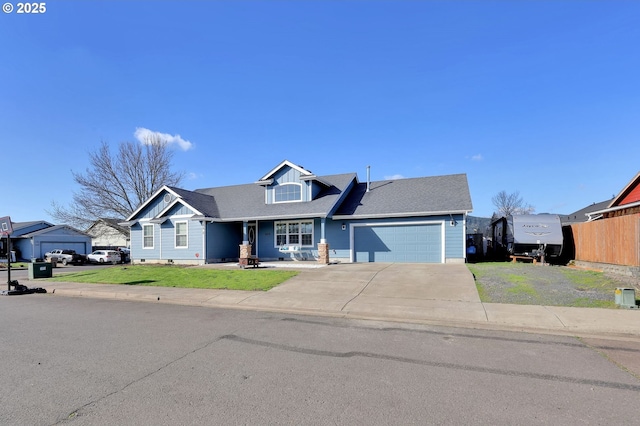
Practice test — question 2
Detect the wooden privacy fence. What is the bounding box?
[570,214,640,267]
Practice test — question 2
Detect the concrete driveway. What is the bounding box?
[240,263,485,323]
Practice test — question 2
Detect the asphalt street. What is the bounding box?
[1,295,639,425]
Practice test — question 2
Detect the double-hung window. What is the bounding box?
[175,221,188,248]
[275,220,313,247]
[143,224,154,249]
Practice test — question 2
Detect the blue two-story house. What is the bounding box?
[121,160,473,265]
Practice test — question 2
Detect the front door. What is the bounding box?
[248,223,257,256]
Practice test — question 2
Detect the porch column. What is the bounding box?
[242,221,249,245]
[318,218,329,264]
[239,221,251,267]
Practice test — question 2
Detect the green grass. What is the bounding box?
[504,273,530,286]
[467,262,632,308]
[506,282,539,297]
[475,281,490,302]
[45,265,298,291]
[571,298,617,309]
[0,262,29,269]
[559,268,620,291]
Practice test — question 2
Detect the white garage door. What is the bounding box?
[353,223,443,263]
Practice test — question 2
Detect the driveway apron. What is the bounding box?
[240,263,487,323]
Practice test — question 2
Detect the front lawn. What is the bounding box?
[45,265,298,291]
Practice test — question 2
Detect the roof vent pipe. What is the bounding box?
[366,165,371,192]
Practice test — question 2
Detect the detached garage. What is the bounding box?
[352,222,444,263]
[10,221,92,261]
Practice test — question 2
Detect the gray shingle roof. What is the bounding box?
[560,199,613,224]
[169,187,220,218]
[94,218,129,234]
[192,173,357,221]
[333,173,473,218]
[141,172,472,222]
[15,224,89,238]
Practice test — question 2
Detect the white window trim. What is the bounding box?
[274,220,314,247]
[273,182,303,204]
[143,224,154,249]
[175,220,188,249]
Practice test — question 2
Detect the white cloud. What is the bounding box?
[384,174,406,180]
[134,127,194,151]
[187,172,203,180]
[470,154,484,161]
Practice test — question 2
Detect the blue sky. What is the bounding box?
[2,1,639,224]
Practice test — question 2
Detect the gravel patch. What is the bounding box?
[467,262,640,308]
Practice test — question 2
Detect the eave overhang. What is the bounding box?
[118,220,139,227]
[149,217,169,224]
[331,209,472,220]
[190,215,219,222]
[126,185,178,221]
[258,160,313,182]
[587,200,640,221]
[215,213,328,222]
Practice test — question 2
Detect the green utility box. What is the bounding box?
[614,288,637,309]
[28,262,52,279]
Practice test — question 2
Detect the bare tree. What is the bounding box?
[49,137,184,229]
[491,190,535,217]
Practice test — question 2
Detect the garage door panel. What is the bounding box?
[41,242,89,257]
[354,224,442,263]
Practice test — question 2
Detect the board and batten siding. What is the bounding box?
[266,167,312,203]
[136,191,180,220]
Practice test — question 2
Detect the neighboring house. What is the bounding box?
[121,160,473,265]
[560,199,613,225]
[86,218,130,249]
[569,171,640,275]
[9,221,92,260]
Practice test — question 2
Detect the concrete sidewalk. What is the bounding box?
[22,263,640,340]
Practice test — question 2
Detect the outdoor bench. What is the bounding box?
[240,256,260,268]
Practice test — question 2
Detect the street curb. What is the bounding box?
[44,287,640,342]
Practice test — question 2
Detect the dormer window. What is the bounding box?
[275,183,302,203]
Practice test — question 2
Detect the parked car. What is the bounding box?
[43,249,87,266]
[117,247,130,263]
[87,250,121,264]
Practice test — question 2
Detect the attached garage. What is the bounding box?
[352,222,444,263]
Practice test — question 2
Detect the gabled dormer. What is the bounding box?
[256,160,332,205]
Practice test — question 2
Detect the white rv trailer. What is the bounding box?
[492,214,563,260]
